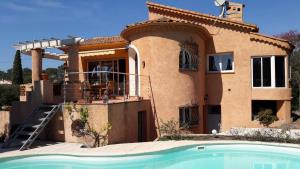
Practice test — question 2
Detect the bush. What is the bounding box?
[159,119,190,140]
[257,109,279,127]
[67,104,112,147]
[0,85,19,108]
[0,132,7,142]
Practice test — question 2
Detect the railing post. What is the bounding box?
[63,74,66,104]
[123,74,126,100]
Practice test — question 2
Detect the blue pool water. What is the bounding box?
[1,144,300,169]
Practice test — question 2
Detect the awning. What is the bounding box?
[79,48,126,57]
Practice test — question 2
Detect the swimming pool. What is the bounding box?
[1,144,300,169]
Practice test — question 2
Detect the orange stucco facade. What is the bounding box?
[10,2,294,144]
[119,2,293,133]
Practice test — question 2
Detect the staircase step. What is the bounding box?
[18,131,34,136]
[4,104,61,150]
[10,139,27,147]
[38,118,46,121]
[23,124,40,129]
[43,111,51,115]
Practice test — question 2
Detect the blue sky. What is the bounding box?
[0,0,299,71]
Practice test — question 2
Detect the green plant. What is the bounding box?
[12,50,24,85]
[0,133,5,142]
[0,85,19,108]
[68,105,112,147]
[80,107,89,124]
[159,119,190,140]
[257,109,279,127]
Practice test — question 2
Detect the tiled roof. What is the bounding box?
[250,33,294,51]
[146,2,259,32]
[80,36,127,45]
[122,17,212,40]
[126,18,193,28]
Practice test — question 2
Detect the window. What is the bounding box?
[251,100,277,120]
[275,57,285,87]
[179,105,199,127]
[252,56,285,88]
[208,53,233,72]
[179,49,198,71]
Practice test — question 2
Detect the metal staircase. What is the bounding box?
[3,104,62,151]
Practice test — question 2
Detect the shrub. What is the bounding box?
[67,105,112,147]
[159,119,190,140]
[0,133,6,142]
[257,109,279,127]
[12,50,24,85]
[0,85,19,108]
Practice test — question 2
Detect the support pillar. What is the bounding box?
[31,49,43,83]
[67,46,79,82]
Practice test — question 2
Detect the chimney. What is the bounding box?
[226,2,245,22]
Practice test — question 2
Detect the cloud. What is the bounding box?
[5,2,35,12]
[34,0,63,8]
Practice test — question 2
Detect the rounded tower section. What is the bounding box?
[122,19,211,133]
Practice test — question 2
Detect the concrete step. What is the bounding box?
[18,131,34,136]
[10,139,27,147]
[38,118,46,122]
[23,124,40,129]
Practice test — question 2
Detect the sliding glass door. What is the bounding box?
[87,59,126,96]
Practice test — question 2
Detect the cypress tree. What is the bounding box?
[12,50,24,84]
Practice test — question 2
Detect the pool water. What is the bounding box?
[1,144,300,169]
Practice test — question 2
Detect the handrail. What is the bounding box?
[67,70,149,77]
[19,104,63,151]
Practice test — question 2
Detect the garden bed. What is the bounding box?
[159,134,300,144]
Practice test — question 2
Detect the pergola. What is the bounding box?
[13,37,83,83]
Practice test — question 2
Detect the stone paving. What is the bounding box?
[1,140,300,159]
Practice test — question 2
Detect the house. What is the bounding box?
[6,1,293,148]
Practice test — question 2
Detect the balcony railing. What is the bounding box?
[61,71,151,104]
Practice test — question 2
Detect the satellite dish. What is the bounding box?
[214,0,229,18]
[214,0,226,7]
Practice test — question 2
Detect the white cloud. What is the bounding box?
[5,2,35,12]
[34,0,63,8]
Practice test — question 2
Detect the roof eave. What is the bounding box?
[146,1,259,32]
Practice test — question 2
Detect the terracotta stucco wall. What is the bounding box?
[108,100,155,144]
[47,100,154,144]
[204,26,291,130]
[129,30,207,133]
[130,10,292,132]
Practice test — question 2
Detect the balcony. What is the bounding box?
[60,71,151,104]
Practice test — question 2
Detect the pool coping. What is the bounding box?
[1,140,300,159]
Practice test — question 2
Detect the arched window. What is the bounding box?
[179,49,198,71]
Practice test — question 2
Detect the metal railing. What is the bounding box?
[62,71,151,104]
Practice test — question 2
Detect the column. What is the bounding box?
[31,48,43,83]
[67,46,79,82]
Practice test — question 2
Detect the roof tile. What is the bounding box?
[80,36,127,45]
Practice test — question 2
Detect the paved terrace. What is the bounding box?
[1,140,300,159]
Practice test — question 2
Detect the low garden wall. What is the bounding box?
[225,127,300,139]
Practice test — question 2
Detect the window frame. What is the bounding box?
[179,49,199,71]
[207,52,234,73]
[251,55,287,89]
[179,105,199,127]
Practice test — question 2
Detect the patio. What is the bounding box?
[2,140,300,159]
